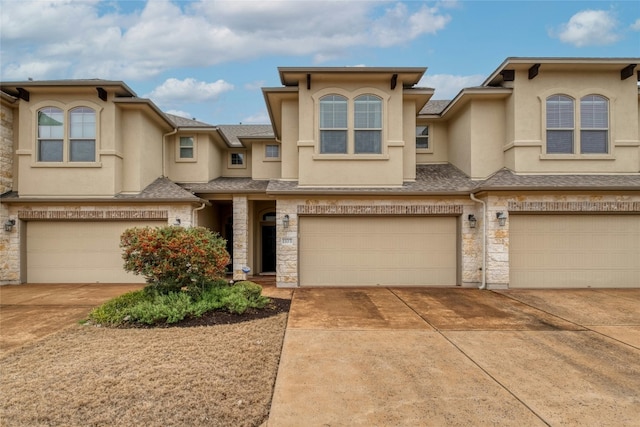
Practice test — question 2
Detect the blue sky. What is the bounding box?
[1,0,639,125]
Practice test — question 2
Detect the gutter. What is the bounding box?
[469,192,487,290]
[192,202,207,227]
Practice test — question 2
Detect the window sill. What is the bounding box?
[263,158,281,162]
[539,154,614,160]
[176,158,197,163]
[312,153,390,161]
[416,148,433,154]
[31,162,103,168]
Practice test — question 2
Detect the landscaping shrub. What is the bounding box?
[120,226,230,293]
[87,281,271,326]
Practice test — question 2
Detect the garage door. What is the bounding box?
[27,221,165,283]
[299,216,457,287]
[510,215,640,288]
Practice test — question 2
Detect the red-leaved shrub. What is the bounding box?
[121,226,230,291]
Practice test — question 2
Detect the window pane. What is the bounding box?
[581,95,608,128]
[355,130,381,153]
[38,108,64,139]
[265,144,280,158]
[179,137,194,158]
[320,95,347,128]
[581,130,608,154]
[231,153,244,165]
[354,95,382,128]
[547,130,573,153]
[180,147,194,158]
[70,139,96,161]
[416,126,429,149]
[70,107,95,138]
[320,130,347,153]
[547,95,574,129]
[39,140,63,162]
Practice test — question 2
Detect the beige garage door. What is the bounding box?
[510,215,640,288]
[27,221,165,283]
[299,216,457,287]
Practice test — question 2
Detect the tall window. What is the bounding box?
[69,107,96,161]
[416,126,429,149]
[38,107,64,162]
[354,95,382,154]
[580,95,608,154]
[37,106,96,162]
[319,95,347,153]
[546,95,574,154]
[179,136,194,159]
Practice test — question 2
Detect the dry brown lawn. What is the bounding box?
[0,312,288,427]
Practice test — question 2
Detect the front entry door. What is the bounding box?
[261,225,276,272]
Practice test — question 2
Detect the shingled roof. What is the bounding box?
[477,169,640,191]
[116,177,204,202]
[217,124,275,147]
[419,100,450,115]
[165,113,215,128]
[181,177,270,194]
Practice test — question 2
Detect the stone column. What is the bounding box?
[232,196,248,281]
[276,199,298,288]
[485,195,510,288]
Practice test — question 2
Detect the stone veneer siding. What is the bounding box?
[0,103,15,283]
[275,194,640,289]
[232,196,249,280]
[0,204,191,284]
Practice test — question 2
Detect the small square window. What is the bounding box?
[416,126,429,150]
[179,136,194,159]
[230,152,244,165]
[265,144,280,159]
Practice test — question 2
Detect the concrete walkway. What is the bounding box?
[267,287,640,426]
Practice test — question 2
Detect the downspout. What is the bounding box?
[162,128,178,177]
[469,192,487,290]
[192,202,206,227]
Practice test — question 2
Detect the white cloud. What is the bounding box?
[241,111,271,124]
[146,78,234,104]
[244,81,266,91]
[419,74,485,99]
[0,0,452,80]
[631,19,640,31]
[552,10,620,47]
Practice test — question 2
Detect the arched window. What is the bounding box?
[580,95,608,154]
[546,95,574,154]
[37,107,64,162]
[69,107,96,161]
[354,94,382,154]
[319,94,347,153]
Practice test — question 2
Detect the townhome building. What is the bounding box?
[1,57,639,288]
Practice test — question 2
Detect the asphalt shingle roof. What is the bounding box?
[477,169,640,191]
[165,114,215,128]
[217,124,275,147]
[419,100,450,115]
[181,177,270,193]
[116,177,202,201]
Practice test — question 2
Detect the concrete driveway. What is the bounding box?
[268,287,640,426]
[0,283,144,355]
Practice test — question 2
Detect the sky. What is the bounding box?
[1,0,639,125]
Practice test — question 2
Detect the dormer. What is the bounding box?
[264,67,432,186]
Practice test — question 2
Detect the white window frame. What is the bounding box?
[228,151,246,168]
[176,135,196,162]
[265,144,280,160]
[416,125,430,152]
[542,91,612,158]
[32,101,101,166]
[313,89,388,159]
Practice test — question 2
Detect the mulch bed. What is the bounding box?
[120,297,291,329]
